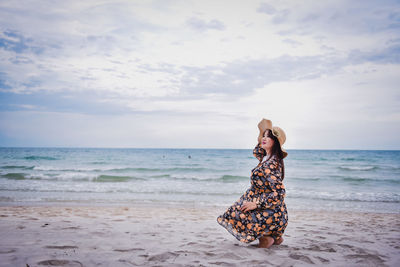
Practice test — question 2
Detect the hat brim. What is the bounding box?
[282,148,288,159]
[258,118,288,158]
[257,119,272,143]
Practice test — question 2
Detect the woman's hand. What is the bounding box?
[240,201,257,212]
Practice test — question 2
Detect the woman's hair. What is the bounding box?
[264,129,285,179]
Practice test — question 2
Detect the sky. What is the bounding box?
[0,0,399,149]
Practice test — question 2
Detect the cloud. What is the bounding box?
[0,30,31,53]
[257,3,277,15]
[348,44,400,64]
[271,9,291,24]
[0,0,399,148]
[186,17,225,31]
[0,91,132,115]
[0,72,11,90]
[282,38,302,47]
[179,54,345,96]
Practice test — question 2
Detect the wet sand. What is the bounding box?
[0,203,399,266]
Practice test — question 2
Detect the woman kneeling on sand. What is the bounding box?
[217,118,288,248]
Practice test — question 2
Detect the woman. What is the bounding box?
[217,118,288,248]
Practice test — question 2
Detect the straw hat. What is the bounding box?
[257,118,288,158]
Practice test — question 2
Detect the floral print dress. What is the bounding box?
[217,144,288,243]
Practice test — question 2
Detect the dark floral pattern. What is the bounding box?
[217,144,288,243]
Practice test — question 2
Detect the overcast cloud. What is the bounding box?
[0,0,399,149]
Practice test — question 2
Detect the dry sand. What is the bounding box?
[0,203,399,266]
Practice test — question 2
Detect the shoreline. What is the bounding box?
[0,203,399,266]
[1,199,399,214]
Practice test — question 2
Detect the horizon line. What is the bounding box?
[0,146,399,151]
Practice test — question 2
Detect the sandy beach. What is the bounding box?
[0,203,399,267]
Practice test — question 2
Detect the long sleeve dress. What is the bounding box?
[217,144,288,243]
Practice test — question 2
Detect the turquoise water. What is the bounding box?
[0,147,399,213]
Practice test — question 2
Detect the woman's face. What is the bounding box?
[261,130,274,153]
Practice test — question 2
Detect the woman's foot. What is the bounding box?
[274,237,284,245]
[258,236,274,248]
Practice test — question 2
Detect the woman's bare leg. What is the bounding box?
[274,237,284,245]
[258,236,274,248]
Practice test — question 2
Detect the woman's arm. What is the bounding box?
[255,161,285,210]
[253,143,266,162]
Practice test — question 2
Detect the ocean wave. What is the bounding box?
[288,191,400,203]
[341,177,368,182]
[388,166,400,171]
[112,167,215,172]
[0,172,145,182]
[0,188,240,196]
[219,175,248,182]
[93,175,146,182]
[24,156,59,160]
[156,191,239,196]
[1,165,34,170]
[31,166,223,173]
[338,166,378,171]
[291,174,400,184]
[341,157,356,161]
[1,173,27,180]
[33,166,114,172]
[289,195,400,203]
[167,175,247,182]
[151,174,248,183]
[31,166,162,172]
[0,172,87,181]
[0,171,246,183]
[149,174,171,178]
[341,176,400,184]
[140,167,216,172]
[287,177,321,181]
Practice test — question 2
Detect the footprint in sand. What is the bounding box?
[117,259,138,265]
[36,259,83,266]
[0,248,17,254]
[197,243,214,249]
[289,253,315,264]
[147,252,179,261]
[315,256,330,263]
[90,231,109,236]
[208,261,232,266]
[174,250,200,256]
[61,226,80,230]
[306,244,336,252]
[345,254,385,265]
[203,251,217,257]
[45,245,78,250]
[220,252,243,260]
[113,248,145,252]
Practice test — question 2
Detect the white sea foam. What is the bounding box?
[338,166,378,171]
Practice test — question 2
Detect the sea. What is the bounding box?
[0,147,399,213]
